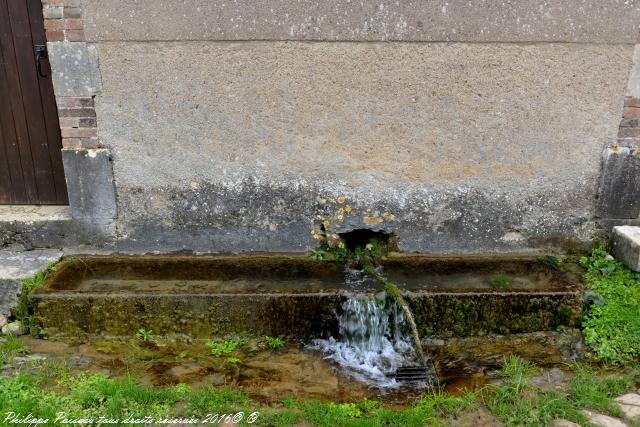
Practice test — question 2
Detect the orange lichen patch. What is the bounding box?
[364,216,384,225]
[611,146,621,153]
[383,213,396,221]
[337,196,346,204]
[345,205,352,213]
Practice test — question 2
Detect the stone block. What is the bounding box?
[48,42,101,97]
[612,226,640,271]
[615,393,640,420]
[596,147,640,219]
[62,148,117,220]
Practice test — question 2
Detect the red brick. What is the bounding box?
[58,108,96,118]
[622,106,640,119]
[65,30,85,42]
[59,117,80,128]
[620,118,639,128]
[624,97,640,108]
[44,19,65,31]
[63,19,83,30]
[61,127,97,138]
[79,118,97,127]
[57,97,94,108]
[45,30,64,41]
[62,137,99,149]
[618,127,640,138]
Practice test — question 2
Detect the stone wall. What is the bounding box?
[43,0,640,253]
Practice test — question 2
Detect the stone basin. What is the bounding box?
[32,254,583,341]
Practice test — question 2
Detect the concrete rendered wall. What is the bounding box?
[77,0,640,253]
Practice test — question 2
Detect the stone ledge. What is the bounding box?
[0,205,72,223]
[0,249,63,317]
[612,226,640,271]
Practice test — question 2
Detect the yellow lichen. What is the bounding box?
[364,216,384,225]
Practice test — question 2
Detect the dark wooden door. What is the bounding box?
[0,0,67,204]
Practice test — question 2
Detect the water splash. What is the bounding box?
[310,294,422,388]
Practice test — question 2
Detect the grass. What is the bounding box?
[0,334,30,366]
[264,336,285,350]
[580,245,640,364]
[489,274,513,289]
[0,355,636,426]
[483,356,636,426]
[14,261,60,335]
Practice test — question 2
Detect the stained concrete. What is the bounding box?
[93,42,631,252]
[62,148,117,220]
[81,0,640,43]
[596,146,640,219]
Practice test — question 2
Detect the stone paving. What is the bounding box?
[551,392,640,426]
[0,247,62,320]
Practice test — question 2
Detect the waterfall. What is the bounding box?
[310,294,430,388]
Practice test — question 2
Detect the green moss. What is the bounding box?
[580,246,640,364]
[539,255,564,270]
[383,282,400,299]
[16,261,60,336]
[489,274,513,289]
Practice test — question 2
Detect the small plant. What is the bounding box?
[489,274,513,289]
[264,336,285,350]
[311,249,326,261]
[136,328,155,342]
[173,383,191,397]
[226,357,241,364]
[383,282,401,298]
[206,338,242,357]
[540,254,564,269]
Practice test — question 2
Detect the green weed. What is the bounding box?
[264,336,285,350]
[205,338,242,357]
[489,274,513,289]
[580,246,640,364]
[135,328,155,343]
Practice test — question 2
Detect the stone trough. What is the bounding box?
[32,255,583,344]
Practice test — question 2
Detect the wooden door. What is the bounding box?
[0,0,67,204]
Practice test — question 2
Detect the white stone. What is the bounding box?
[612,226,640,272]
[0,314,7,329]
[1,321,27,336]
[615,393,640,420]
[582,410,628,427]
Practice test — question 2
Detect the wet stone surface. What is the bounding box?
[1,335,580,406]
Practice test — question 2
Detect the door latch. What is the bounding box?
[34,44,49,78]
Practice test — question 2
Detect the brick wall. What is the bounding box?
[620,97,640,138]
[41,0,98,149]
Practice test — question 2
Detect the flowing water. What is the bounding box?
[310,295,413,388]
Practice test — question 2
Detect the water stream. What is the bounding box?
[310,294,416,388]
[310,266,437,389]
